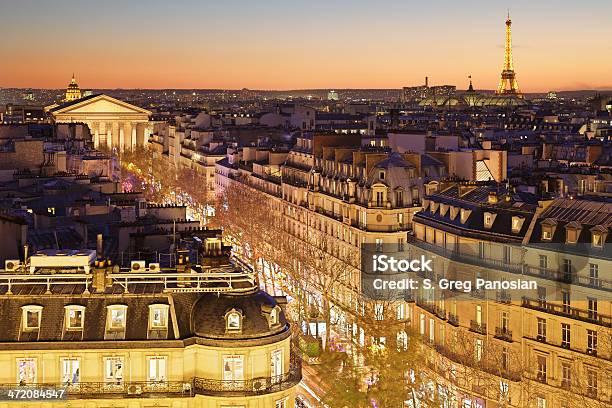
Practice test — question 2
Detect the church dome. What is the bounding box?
[190,289,289,342]
[65,74,82,102]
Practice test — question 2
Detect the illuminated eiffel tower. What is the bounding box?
[496,11,522,96]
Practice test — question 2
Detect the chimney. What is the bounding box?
[96,234,103,258]
[488,191,498,204]
[425,76,429,87]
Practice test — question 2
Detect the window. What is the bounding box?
[65,305,85,330]
[562,290,571,313]
[561,362,571,386]
[562,259,572,277]
[107,305,127,330]
[503,245,511,263]
[536,355,547,382]
[499,381,509,400]
[501,347,509,371]
[537,286,547,306]
[587,329,597,354]
[17,358,37,385]
[397,191,404,207]
[511,216,523,233]
[397,330,408,351]
[375,238,383,252]
[397,237,405,252]
[374,303,384,321]
[376,191,383,207]
[538,255,547,274]
[429,318,435,343]
[419,314,425,335]
[484,213,492,227]
[21,305,42,330]
[561,323,570,348]
[379,171,385,180]
[542,228,552,240]
[149,304,169,329]
[537,318,546,341]
[61,358,80,385]
[589,263,600,287]
[501,311,509,332]
[587,297,598,320]
[270,307,279,326]
[104,357,124,384]
[587,369,598,396]
[275,399,287,408]
[396,304,405,321]
[474,339,483,362]
[591,232,603,247]
[226,309,242,331]
[536,396,547,408]
[148,356,167,382]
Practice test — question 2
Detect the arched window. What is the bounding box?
[225,308,243,332]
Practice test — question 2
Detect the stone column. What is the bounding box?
[118,122,125,152]
[123,122,133,151]
[92,122,99,149]
[111,122,120,151]
[106,122,112,150]
[136,123,146,147]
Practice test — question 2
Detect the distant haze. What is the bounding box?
[0,0,610,92]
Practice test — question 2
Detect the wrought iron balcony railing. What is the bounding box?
[494,327,513,342]
[0,359,301,399]
[521,297,612,328]
[469,320,487,335]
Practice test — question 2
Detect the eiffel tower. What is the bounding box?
[496,11,522,96]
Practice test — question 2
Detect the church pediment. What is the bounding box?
[51,94,151,116]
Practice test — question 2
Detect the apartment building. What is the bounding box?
[407,184,611,407]
[0,236,301,407]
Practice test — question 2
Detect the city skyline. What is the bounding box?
[1,0,611,92]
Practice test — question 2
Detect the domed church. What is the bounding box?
[64,73,82,102]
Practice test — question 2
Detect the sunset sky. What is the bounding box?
[1,0,610,91]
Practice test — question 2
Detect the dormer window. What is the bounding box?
[379,171,385,180]
[565,221,581,245]
[225,308,243,332]
[149,304,169,329]
[590,225,607,248]
[483,212,497,229]
[541,218,557,241]
[460,208,472,224]
[511,216,524,234]
[107,305,127,330]
[270,308,279,325]
[65,305,85,330]
[22,305,42,331]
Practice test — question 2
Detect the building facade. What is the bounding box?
[0,237,301,407]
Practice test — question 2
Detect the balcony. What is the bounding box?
[495,291,512,304]
[469,320,487,335]
[494,327,513,342]
[407,236,522,274]
[521,297,612,328]
[448,313,459,327]
[0,360,301,399]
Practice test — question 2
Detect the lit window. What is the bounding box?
[269,307,279,326]
[104,357,124,384]
[542,228,552,240]
[21,305,42,331]
[107,305,127,330]
[592,232,602,247]
[17,358,37,385]
[148,356,167,382]
[474,339,483,362]
[275,398,287,408]
[226,309,242,331]
[65,305,85,330]
[149,304,169,329]
[61,358,80,385]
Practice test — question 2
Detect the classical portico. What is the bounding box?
[48,94,152,151]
